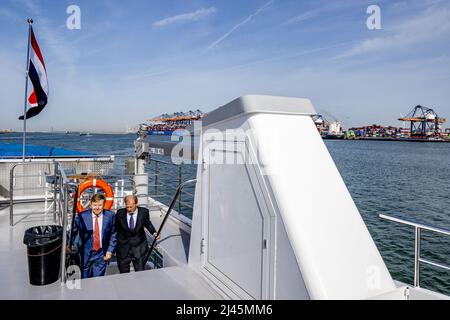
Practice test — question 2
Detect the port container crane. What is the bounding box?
[398,105,446,137]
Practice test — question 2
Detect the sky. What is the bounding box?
[0,0,449,132]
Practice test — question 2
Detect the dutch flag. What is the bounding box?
[19,26,48,120]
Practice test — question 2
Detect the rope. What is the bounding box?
[27,243,62,257]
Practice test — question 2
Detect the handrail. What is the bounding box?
[8,160,74,284]
[54,162,87,284]
[148,158,190,217]
[143,179,197,268]
[9,161,59,226]
[67,186,79,251]
[379,214,450,287]
[149,158,181,166]
[379,214,450,236]
[60,182,79,285]
[1,155,114,161]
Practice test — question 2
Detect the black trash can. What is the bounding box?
[23,225,63,286]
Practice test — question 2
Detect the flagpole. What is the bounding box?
[22,18,33,162]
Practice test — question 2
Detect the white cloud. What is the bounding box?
[207,0,274,50]
[283,0,368,26]
[337,3,450,59]
[153,7,217,27]
[284,10,318,25]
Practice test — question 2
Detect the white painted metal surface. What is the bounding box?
[248,114,397,299]
[188,95,398,299]
[201,94,316,128]
[203,147,268,299]
[1,95,449,300]
[0,201,220,299]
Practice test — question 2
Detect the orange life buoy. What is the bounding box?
[76,178,114,213]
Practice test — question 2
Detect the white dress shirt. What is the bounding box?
[92,211,103,247]
[127,208,138,229]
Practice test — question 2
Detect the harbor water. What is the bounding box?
[1,132,449,295]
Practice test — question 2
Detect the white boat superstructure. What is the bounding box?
[0,95,449,300]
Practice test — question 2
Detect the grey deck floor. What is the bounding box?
[0,202,221,300]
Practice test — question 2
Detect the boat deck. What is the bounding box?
[2,195,448,300]
[0,201,221,300]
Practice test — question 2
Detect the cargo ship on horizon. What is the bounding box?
[145,110,204,136]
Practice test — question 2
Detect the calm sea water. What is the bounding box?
[1,132,449,295]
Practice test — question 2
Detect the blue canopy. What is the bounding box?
[0,143,94,157]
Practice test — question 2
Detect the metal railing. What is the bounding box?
[7,159,124,284]
[1,156,114,195]
[10,161,77,284]
[379,214,450,287]
[7,157,115,225]
[6,155,196,282]
[57,163,74,284]
[58,167,133,283]
[148,158,195,217]
[9,161,59,226]
[143,179,197,267]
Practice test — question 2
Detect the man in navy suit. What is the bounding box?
[71,193,116,278]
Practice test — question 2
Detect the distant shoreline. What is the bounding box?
[0,131,133,135]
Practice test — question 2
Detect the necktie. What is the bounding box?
[129,214,135,230]
[93,215,101,251]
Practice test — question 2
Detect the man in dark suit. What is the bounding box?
[115,195,160,273]
[71,193,116,278]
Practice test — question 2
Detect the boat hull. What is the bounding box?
[147,130,185,136]
[147,130,173,136]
